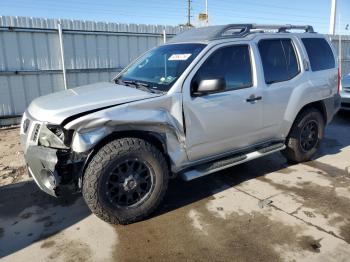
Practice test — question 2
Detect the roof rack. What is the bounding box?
[213,24,314,39]
[169,24,315,43]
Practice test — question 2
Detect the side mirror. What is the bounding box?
[192,78,226,96]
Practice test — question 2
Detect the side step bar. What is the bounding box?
[180,142,286,181]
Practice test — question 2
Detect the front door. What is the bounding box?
[182,43,264,161]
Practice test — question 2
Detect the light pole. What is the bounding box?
[338,14,342,76]
[205,0,208,24]
[329,0,337,35]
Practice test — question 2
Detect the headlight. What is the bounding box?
[22,118,30,134]
[38,124,71,149]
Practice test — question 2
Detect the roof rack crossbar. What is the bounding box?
[212,23,314,40]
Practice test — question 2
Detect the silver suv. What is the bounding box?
[20,24,341,224]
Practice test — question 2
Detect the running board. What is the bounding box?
[180,142,286,181]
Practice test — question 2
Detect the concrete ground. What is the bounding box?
[0,112,350,262]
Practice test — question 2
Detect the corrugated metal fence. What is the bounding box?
[330,35,350,76]
[0,16,183,117]
[0,16,350,118]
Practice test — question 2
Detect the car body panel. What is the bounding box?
[27,82,161,124]
[20,28,341,196]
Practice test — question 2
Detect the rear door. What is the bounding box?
[182,42,264,161]
[253,36,305,139]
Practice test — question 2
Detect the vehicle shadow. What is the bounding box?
[0,181,91,258]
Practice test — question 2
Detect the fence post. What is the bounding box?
[163,28,167,43]
[57,21,68,90]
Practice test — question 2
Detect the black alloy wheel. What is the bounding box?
[105,158,154,207]
[299,119,319,152]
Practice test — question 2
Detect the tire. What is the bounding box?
[282,107,325,163]
[82,138,169,225]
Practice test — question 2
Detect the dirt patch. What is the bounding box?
[297,235,322,253]
[276,167,298,175]
[41,240,56,248]
[304,161,349,178]
[303,211,316,218]
[47,239,92,262]
[0,127,27,186]
[339,224,350,244]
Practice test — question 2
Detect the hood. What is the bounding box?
[28,82,160,124]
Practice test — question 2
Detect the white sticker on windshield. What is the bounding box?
[168,54,192,61]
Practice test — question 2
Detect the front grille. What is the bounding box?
[32,123,41,141]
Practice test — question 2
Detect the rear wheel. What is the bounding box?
[282,108,325,163]
[82,138,169,225]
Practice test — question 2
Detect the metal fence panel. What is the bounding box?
[0,15,182,117]
[329,35,350,76]
[1,15,350,118]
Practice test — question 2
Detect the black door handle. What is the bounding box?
[246,95,262,102]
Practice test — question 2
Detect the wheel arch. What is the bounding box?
[286,100,327,138]
[79,130,171,182]
[297,100,327,123]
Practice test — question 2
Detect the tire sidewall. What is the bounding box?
[290,109,325,161]
[83,138,168,224]
[97,149,165,220]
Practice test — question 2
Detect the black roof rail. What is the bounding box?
[213,24,314,39]
[251,24,314,33]
[168,24,315,43]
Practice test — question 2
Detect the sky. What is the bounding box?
[1,0,349,34]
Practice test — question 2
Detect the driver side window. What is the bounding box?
[192,45,253,92]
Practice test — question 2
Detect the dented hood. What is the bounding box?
[27,82,160,124]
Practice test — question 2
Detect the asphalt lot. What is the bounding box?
[0,111,350,262]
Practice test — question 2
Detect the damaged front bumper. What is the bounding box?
[20,112,87,197]
[24,145,85,197]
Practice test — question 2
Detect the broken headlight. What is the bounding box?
[38,124,72,149]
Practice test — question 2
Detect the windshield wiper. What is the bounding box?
[123,80,149,87]
[118,79,164,94]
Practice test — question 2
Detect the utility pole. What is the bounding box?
[329,0,337,35]
[187,0,192,27]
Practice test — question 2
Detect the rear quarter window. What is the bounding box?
[301,38,335,71]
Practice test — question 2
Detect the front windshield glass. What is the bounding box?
[116,43,206,92]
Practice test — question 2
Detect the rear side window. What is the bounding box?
[301,38,335,71]
[258,39,299,84]
[193,45,252,91]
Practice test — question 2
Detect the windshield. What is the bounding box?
[116,43,206,92]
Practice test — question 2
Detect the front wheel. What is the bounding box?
[282,108,325,163]
[82,138,169,225]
